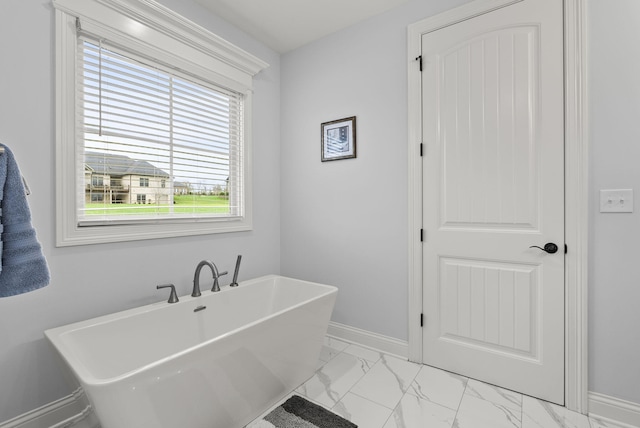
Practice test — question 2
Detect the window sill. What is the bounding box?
[56,216,253,247]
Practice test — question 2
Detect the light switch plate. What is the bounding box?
[600,189,634,213]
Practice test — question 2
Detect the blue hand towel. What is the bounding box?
[0,143,50,297]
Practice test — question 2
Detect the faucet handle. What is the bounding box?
[211,271,228,292]
[157,284,179,303]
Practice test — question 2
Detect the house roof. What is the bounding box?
[85,152,170,178]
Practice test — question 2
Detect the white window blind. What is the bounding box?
[78,36,244,225]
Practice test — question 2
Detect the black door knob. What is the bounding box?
[529,243,559,254]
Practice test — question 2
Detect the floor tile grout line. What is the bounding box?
[327,338,496,427]
[333,360,391,425]
[346,389,397,412]
[382,393,402,428]
[344,376,400,428]
[253,336,603,428]
[451,379,472,427]
[328,339,405,427]
[320,335,607,427]
[521,391,524,428]
[319,345,379,410]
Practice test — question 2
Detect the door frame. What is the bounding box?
[407,0,588,414]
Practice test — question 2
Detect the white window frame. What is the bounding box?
[53,0,268,247]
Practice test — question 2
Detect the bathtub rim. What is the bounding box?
[44,274,337,386]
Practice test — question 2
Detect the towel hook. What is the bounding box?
[22,177,31,196]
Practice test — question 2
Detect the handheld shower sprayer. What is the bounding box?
[230,255,242,287]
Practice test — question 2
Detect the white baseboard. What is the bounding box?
[589,392,640,428]
[0,388,98,428]
[327,321,409,359]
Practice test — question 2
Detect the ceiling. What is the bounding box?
[193,0,414,53]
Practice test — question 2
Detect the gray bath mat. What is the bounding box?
[252,395,357,428]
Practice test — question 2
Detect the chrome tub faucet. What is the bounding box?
[192,260,228,297]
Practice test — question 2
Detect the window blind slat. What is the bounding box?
[78,37,244,222]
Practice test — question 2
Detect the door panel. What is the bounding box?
[439,257,538,356]
[422,0,564,404]
[440,26,540,229]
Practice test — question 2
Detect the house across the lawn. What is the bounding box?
[173,181,191,195]
[84,152,171,205]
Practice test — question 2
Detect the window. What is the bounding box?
[54,0,268,246]
[91,176,103,186]
[80,38,243,220]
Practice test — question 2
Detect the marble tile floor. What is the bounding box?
[249,336,628,428]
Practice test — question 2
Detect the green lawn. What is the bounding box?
[85,194,230,215]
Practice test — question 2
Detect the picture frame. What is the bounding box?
[321,116,356,162]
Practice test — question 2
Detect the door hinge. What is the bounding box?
[420,313,424,327]
[565,244,568,254]
[420,229,424,242]
[415,55,423,72]
[420,143,424,156]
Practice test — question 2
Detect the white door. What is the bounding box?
[421,0,565,404]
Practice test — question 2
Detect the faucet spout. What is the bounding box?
[192,260,218,297]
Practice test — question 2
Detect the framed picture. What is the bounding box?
[321,116,356,162]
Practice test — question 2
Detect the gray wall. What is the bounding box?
[280,0,472,342]
[0,0,281,422]
[588,0,640,405]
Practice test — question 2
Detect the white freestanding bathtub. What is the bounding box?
[45,275,337,428]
